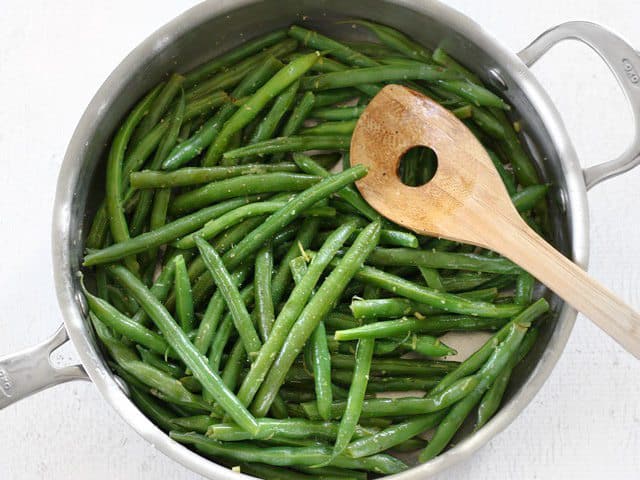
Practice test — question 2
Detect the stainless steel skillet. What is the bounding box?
[2,1,639,478]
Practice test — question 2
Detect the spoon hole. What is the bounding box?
[397,146,438,187]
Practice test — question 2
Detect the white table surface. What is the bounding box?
[1,1,639,478]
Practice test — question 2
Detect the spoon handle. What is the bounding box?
[497,217,640,359]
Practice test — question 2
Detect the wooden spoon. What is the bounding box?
[350,84,640,358]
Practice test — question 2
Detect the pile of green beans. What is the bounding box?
[83,21,552,479]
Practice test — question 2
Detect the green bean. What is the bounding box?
[204,52,320,166]
[471,107,506,139]
[170,415,215,434]
[393,438,428,453]
[208,284,254,372]
[186,39,297,101]
[323,312,360,330]
[401,335,456,357]
[105,285,138,316]
[196,236,262,357]
[316,227,420,249]
[271,91,317,163]
[512,184,550,212]
[86,204,110,250]
[194,266,250,355]
[309,321,333,421]
[208,418,376,442]
[433,78,509,109]
[169,173,319,216]
[170,432,407,474]
[223,135,351,161]
[184,91,229,121]
[344,40,398,58]
[430,298,548,396]
[290,53,381,97]
[302,119,357,136]
[254,244,276,342]
[364,248,521,274]
[336,314,505,341]
[235,221,357,408]
[451,104,473,119]
[173,255,195,332]
[132,73,184,146]
[122,122,169,194]
[182,220,276,310]
[84,197,256,266]
[311,105,365,121]
[301,64,459,91]
[491,108,541,186]
[360,376,440,393]
[488,149,517,195]
[246,80,300,150]
[221,339,247,390]
[177,376,202,394]
[131,251,184,326]
[515,272,535,305]
[104,85,163,272]
[293,465,367,480]
[184,30,289,87]
[251,221,380,416]
[271,218,320,306]
[149,187,171,241]
[418,267,443,290]
[230,462,318,480]
[165,56,284,170]
[432,47,481,84]
[350,20,432,63]
[345,411,446,458]
[302,376,478,420]
[294,154,380,223]
[333,337,375,456]
[129,385,178,432]
[278,388,317,403]
[288,25,379,68]
[137,346,184,378]
[138,90,187,238]
[95,268,109,300]
[84,285,169,356]
[419,320,529,461]
[178,119,194,140]
[476,327,538,429]
[440,271,498,292]
[176,200,333,250]
[91,314,210,411]
[347,263,523,318]
[131,163,299,189]
[313,89,361,108]
[106,264,259,434]
[331,354,457,377]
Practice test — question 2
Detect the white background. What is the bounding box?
[1,1,639,478]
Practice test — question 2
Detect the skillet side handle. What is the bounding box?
[518,21,640,190]
[0,324,88,409]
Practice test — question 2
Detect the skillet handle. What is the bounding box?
[518,21,640,190]
[0,324,88,409]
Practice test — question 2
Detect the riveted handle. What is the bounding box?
[0,325,88,409]
[518,21,640,189]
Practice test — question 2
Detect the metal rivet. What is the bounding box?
[557,187,568,213]
[76,291,88,315]
[113,376,130,395]
[486,67,508,91]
